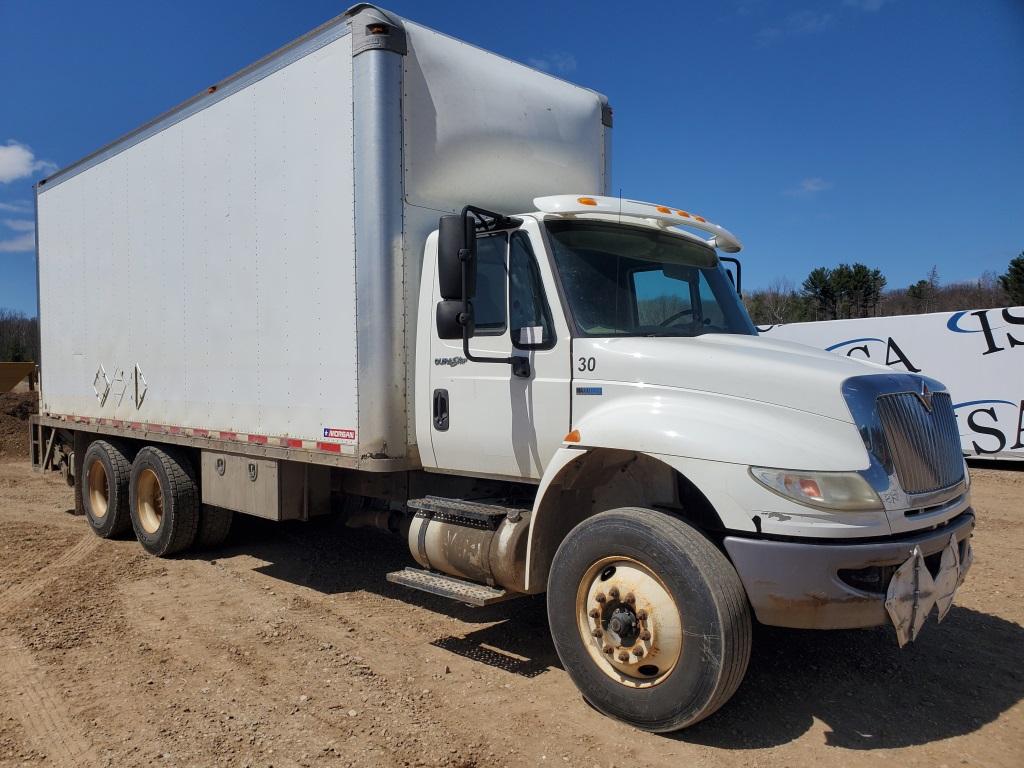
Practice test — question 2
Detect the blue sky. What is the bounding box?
[1,0,1021,316]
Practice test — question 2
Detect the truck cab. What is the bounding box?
[408,193,973,729]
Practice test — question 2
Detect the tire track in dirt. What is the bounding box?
[116,561,490,766]
[0,632,99,767]
[0,535,99,615]
[0,535,103,766]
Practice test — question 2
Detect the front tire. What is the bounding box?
[547,507,751,732]
[129,446,199,557]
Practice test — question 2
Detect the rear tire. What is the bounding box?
[81,440,133,538]
[547,507,751,732]
[196,505,233,550]
[129,446,199,557]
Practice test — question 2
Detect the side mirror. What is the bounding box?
[436,300,474,340]
[433,204,531,379]
[438,214,476,301]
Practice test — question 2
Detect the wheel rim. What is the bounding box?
[87,460,109,520]
[136,468,164,534]
[575,556,683,688]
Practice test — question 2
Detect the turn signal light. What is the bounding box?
[799,478,823,500]
[564,429,581,443]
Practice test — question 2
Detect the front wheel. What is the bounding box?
[547,507,751,732]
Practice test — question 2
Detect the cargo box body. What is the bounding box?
[35,7,610,469]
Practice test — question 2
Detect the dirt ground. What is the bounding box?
[0,444,1021,767]
[0,391,36,460]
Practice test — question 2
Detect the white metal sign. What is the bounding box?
[762,307,1024,460]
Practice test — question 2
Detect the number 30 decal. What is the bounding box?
[577,357,596,372]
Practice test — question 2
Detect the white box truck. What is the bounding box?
[30,4,975,732]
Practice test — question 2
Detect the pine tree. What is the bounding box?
[1000,253,1024,305]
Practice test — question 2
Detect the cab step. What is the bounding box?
[407,496,529,529]
[386,567,514,606]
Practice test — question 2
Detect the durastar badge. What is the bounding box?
[434,356,467,367]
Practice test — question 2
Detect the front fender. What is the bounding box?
[523,386,885,592]
[570,383,868,470]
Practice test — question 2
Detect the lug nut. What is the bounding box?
[640,630,651,641]
[633,646,645,658]
[637,609,648,621]
[608,587,620,600]
[602,645,613,655]
[592,628,603,638]
[595,592,606,604]
[588,608,600,619]
[624,592,636,605]
[617,651,630,663]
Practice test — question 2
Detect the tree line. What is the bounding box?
[0,309,39,363]
[3,253,1023,357]
[744,252,1024,326]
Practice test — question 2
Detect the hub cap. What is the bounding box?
[575,557,683,688]
[87,460,109,519]
[136,468,164,534]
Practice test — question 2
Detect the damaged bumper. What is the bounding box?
[723,510,975,633]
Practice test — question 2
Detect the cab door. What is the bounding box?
[427,221,571,480]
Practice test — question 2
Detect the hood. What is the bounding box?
[573,333,889,423]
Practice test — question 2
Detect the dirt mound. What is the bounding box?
[0,391,38,460]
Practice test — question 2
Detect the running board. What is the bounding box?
[386,567,515,607]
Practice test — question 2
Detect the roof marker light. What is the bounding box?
[564,429,581,443]
[532,195,743,253]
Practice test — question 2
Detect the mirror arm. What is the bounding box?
[458,256,531,378]
[720,256,742,297]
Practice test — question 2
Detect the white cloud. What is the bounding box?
[0,200,32,213]
[0,232,35,253]
[527,52,577,75]
[787,177,834,196]
[0,140,58,184]
[757,10,834,44]
[3,219,34,233]
[844,0,896,11]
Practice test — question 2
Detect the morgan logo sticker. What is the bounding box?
[323,427,357,443]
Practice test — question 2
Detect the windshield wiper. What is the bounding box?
[643,330,704,338]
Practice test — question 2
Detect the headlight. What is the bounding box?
[749,467,883,512]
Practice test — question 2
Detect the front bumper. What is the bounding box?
[723,510,975,631]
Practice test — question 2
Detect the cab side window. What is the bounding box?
[473,233,508,334]
[509,231,554,349]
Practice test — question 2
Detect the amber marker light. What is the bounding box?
[577,197,598,206]
[564,429,582,443]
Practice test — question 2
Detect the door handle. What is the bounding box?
[432,388,449,431]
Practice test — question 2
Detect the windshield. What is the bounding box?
[545,220,757,337]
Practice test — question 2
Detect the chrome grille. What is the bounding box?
[876,391,964,494]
